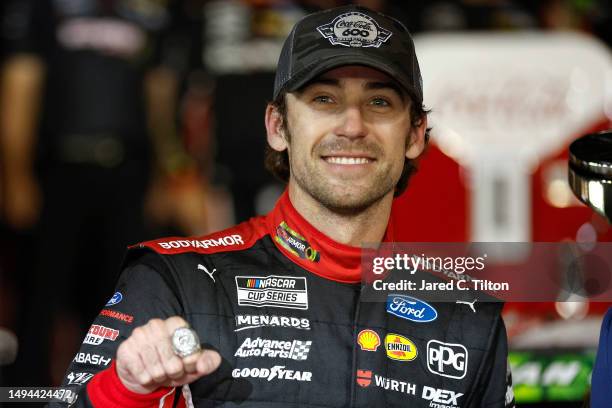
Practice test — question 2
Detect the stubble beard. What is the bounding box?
[286,128,400,215]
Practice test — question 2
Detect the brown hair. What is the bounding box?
[264,91,430,197]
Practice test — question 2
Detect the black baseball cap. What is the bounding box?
[273,5,423,103]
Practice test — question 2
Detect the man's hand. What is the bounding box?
[116,316,221,394]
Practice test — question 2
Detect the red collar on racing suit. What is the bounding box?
[135,189,395,284]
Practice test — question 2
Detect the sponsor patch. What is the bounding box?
[66,372,94,386]
[356,370,417,395]
[99,309,134,324]
[234,315,310,332]
[275,221,320,262]
[232,366,312,382]
[236,275,308,310]
[73,352,111,367]
[83,325,119,346]
[316,11,392,48]
[386,294,438,323]
[235,337,312,361]
[427,340,468,379]
[105,292,122,307]
[421,386,463,408]
[384,333,417,362]
[357,329,380,352]
[158,235,244,250]
[356,369,372,387]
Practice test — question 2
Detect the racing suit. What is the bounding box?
[54,191,515,407]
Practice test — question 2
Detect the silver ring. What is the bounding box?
[172,326,201,358]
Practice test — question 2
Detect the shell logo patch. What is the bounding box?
[384,333,417,361]
[357,329,380,352]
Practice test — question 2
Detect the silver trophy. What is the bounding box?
[569,131,612,223]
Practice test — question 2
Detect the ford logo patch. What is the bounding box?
[105,292,123,307]
[386,295,437,323]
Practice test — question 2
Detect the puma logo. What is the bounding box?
[456,299,477,313]
[198,264,216,283]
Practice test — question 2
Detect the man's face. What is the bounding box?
[267,65,425,213]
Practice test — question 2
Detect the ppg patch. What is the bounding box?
[317,12,392,48]
[236,275,308,310]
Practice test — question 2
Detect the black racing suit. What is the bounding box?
[53,191,515,407]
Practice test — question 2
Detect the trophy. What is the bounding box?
[569,131,612,223]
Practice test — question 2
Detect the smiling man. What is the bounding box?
[53,6,514,407]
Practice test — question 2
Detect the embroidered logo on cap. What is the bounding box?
[317,11,392,48]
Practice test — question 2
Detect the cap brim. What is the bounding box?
[281,53,415,99]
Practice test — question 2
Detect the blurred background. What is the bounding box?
[0,0,611,406]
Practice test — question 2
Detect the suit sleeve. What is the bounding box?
[477,317,515,408]
[47,251,184,407]
[591,307,612,408]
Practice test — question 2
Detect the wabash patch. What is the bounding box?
[235,275,308,310]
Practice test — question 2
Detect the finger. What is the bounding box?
[135,352,155,385]
[156,334,185,380]
[117,341,147,383]
[196,350,222,376]
[148,319,184,381]
[164,352,222,388]
[135,325,166,384]
[182,350,201,374]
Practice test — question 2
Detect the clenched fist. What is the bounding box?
[116,316,221,394]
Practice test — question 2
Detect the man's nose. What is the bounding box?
[335,106,367,139]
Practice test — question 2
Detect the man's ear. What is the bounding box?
[405,115,428,160]
[265,104,288,152]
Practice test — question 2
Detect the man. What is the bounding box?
[54,6,514,407]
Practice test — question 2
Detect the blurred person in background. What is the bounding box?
[0,0,209,386]
[591,307,612,407]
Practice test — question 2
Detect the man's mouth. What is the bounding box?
[322,156,374,165]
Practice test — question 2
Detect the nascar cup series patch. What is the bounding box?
[316,11,392,48]
[235,275,308,310]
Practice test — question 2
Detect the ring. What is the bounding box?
[172,326,201,358]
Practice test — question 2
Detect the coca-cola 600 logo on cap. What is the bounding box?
[316,12,392,48]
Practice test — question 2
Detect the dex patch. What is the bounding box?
[236,275,308,310]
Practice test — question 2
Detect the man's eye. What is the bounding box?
[370,98,390,107]
[313,95,333,104]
